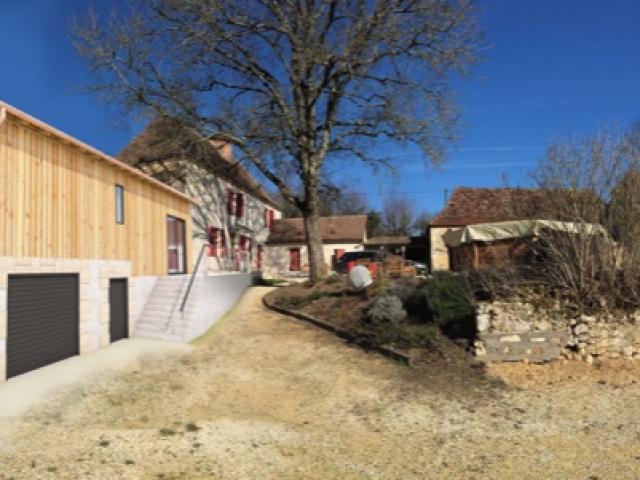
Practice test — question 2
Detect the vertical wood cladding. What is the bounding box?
[0,114,192,276]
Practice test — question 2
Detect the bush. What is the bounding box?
[367,295,407,325]
[385,283,414,304]
[374,322,438,348]
[405,284,430,317]
[426,272,473,327]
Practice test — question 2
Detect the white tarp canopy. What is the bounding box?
[443,219,608,248]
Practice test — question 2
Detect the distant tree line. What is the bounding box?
[273,185,432,237]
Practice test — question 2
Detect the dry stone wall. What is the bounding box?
[474,301,640,363]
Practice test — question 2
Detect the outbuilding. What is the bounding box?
[0,101,193,381]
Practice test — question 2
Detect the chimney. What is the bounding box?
[211,140,233,161]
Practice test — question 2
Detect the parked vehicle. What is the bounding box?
[335,250,381,273]
[408,260,427,275]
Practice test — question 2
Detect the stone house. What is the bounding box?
[264,215,368,277]
[120,118,282,275]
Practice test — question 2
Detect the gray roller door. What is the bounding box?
[7,274,79,379]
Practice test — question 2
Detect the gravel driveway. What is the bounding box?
[1,286,640,479]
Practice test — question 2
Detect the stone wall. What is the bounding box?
[564,314,640,362]
[0,256,132,382]
[429,227,455,271]
[474,300,640,363]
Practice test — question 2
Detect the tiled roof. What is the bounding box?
[266,215,368,244]
[119,117,279,208]
[430,187,553,227]
[366,235,410,245]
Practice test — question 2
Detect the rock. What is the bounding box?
[580,314,597,325]
[574,324,589,335]
[476,313,490,332]
[348,265,372,289]
[500,335,521,343]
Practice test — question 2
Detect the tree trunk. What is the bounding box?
[302,196,326,284]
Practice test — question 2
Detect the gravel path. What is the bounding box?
[1,286,640,479]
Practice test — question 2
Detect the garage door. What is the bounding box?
[7,274,79,379]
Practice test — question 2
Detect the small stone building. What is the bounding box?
[264,215,368,277]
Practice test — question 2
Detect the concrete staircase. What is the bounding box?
[133,275,200,342]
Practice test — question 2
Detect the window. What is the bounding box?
[239,235,249,251]
[265,208,275,229]
[115,184,124,224]
[220,229,227,256]
[208,227,219,257]
[289,248,301,272]
[227,189,245,218]
[166,216,186,274]
[236,193,245,218]
[227,189,235,215]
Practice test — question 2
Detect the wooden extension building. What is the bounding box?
[0,101,193,381]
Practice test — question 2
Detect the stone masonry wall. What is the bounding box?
[0,256,131,382]
[474,300,640,363]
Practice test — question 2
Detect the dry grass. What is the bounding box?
[0,287,639,479]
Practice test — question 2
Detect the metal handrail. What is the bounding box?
[179,243,208,312]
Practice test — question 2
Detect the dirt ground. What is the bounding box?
[1,287,640,479]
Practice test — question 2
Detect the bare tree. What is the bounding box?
[73,0,480,282]
[412,210,433,235]
[523,127,640,312]
[381,194,415,235]
[272,183,369,217]
[317,185,369,216]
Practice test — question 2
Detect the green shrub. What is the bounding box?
[385,283,414,304]
[405,284,430,317]
[367,295,407,324]
[373,321,438,348]
[426,272,474,327]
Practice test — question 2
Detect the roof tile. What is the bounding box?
[267,215,367,244]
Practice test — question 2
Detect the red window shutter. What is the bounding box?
[289,248,301,272]
[236,193,244,217]
[227,190,234,215]
[220,229,227,256]
[208,227,218,256]
[268,209,275,229]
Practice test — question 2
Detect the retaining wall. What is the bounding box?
[474,300,640,363]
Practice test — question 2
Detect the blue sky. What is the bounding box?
[1,1,639,213]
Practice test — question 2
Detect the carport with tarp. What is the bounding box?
[443,219,608,271]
